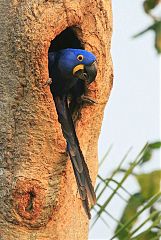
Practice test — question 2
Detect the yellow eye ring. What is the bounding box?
[77,54,84,61]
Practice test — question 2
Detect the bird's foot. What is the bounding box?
[80,95,96,105]
[70,95,96,124]
[72,110,81,124]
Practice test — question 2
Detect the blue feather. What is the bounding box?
[48,48,97,218]
[49,48,96,77]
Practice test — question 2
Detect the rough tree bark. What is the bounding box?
[0,0,113,239]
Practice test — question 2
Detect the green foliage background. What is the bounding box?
[134,0,161,53]
[91,143,161,239]
[91,1,161,239]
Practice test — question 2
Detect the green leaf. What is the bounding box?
[143,0,161,13]
[131,229,159,240]
[139,141,161,165]
[91,143,161,239]
[136,170,161,200]
[133,21,161,53]
[140,147,152,165]
[111,192,161,240]
[114,193,144,240]
[155,26,161,53]
[91,144,148,229]
[129,210,160,238]
[133,23,157,38]
[149,141,161,149]
[150,206,160,222]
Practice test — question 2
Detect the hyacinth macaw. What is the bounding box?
[48,48,97,219]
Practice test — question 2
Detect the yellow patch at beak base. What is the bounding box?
[73,64,84,75]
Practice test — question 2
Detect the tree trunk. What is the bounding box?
[0,0,113,239]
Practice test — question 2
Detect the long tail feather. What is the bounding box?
[53,94,96,218]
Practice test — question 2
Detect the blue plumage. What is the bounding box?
[57,48,96,70]
[49,48,97,96]
[48,48,97,219]
[49,48,96,75]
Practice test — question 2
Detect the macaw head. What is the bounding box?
[57,48,97,84]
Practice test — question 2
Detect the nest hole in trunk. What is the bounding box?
[48,26,84,52]
[48,26,85,120]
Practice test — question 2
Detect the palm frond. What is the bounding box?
[90,142,161,240]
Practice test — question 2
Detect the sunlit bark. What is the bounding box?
[0,0,113,239]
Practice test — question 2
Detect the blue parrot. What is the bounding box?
[48,48,97,219]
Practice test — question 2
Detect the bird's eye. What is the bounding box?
[77,55,84,61]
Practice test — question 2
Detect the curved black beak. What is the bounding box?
[84,61,97,84]
[74,61,97,84]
